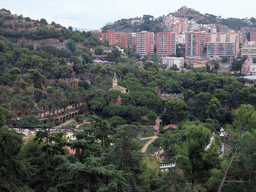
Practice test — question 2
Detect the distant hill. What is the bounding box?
[102,6,256,32]
[0,8,103,49]
[171,6,256,30]
[73,27,94,32]
[102,15,164,33]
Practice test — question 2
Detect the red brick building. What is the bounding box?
[156,31,176,57]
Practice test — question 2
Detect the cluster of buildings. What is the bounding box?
[241,56,256,75]
[185,31,241,60]
[241,32,256,58]
[101,30,176,57]
[101,14,256,70]
[240,32,256,76]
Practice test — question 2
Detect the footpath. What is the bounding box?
[140,116,162,153]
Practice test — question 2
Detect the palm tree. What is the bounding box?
[39,99,48,117]
[11,95,23,117]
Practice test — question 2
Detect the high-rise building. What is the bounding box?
[101,31,128,47]
[156,31,176,57]
[135,31,154,56]
[206,32,239,59]
[185,31,208,59]
[127,33,136,49]
[247,32,256,41]
[241,46,256,58]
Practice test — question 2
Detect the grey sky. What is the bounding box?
[2,0,256,30]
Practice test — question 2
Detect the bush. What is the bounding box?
[95,46,103,55]
[152,137,162,148]
[141,130,154,137]
[74,115,85,123]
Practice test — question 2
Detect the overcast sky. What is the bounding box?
[2,0,256,30]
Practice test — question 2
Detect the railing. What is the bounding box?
[160,163,176,169]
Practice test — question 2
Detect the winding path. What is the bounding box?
[141,116,162,153]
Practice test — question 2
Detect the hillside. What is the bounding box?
[102,6,256,32]
[102,15,164,33]
[0,8,103,50]
[1,7,256,192]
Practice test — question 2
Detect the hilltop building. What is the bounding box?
[163,15,188,34]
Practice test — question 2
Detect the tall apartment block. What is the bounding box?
[101,31,128,47]
[247,32,256,41]
[127,33,136,49]
[185,31,208,59]
[156,31,176,57]
[206,32,239,59]
[241,46,256,57]
[135,31,154,56]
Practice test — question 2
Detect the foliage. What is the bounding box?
[107,48,121,63]
[102,15,163,33]
[17,115,43,128]
[74,115,85,123]
[0,106,12,127]
[231,56,247,71]
[161,98,188,125]
[138,155,160,190]
[109,115,127,128]
[0,127,32,191]
[2,12,256,190]
[94,46,103,55]
[66,39,77,53]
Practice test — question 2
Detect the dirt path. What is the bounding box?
[141,116,162,153]
[141,136,157,153]
[153,116,161,132]
[55,119,90,129]
[54,118,75,129]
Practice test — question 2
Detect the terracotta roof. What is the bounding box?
[163,124,178,130]
[64,146,76,154]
